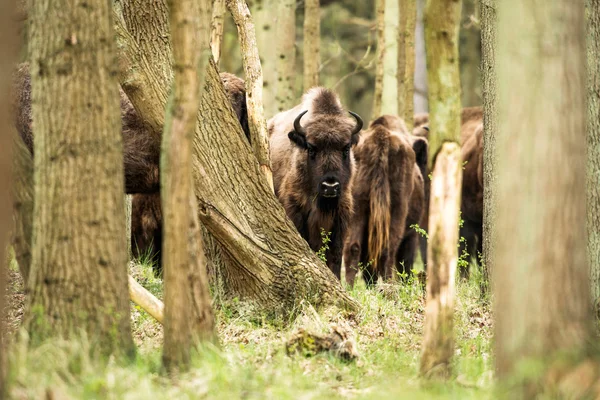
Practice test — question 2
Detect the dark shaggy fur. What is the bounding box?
[414,106,484,276]
[344,115,427,286]
[268,88,362,279]
[12,62,249,276]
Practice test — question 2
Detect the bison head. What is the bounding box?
[287,110,363,209]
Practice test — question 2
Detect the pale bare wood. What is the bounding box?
[210,0,226,64]
[27,0,133,355]
[303,0,320,90]
[225,0,274,191]
[129,275,164,324]
[420,142,462,379]
[372,0,385,118]
[161,0,215,371]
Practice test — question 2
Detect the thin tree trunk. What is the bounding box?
[586,0,600,317]
[495,0,598,396]
[420,142,462,379]
[424,0,463,164]
[372,0,385,118]
[0,1,19,394]
[27,0,134,356]
[303,0,320,90]
[275,0,297,113]
[413,0,428,113]
[210,0,226,64]
[420,0,463,379]
[381,0,398,116]
[161,0,215,372]
[226,0,274,191]
[251,0,277,118]
[114,0,358,316]
[399,0,417,129]
[480,0,497,292]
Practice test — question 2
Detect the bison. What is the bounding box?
[13,62,249,277]
[343,115,427,286]
[413,106,484,277]
[268,88,363,279]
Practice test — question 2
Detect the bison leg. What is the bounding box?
[396,231,419,279]
[458,219,481,280]
[326,228,344,280]
[131,193,163,277]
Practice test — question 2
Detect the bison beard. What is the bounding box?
[344,115,427,286]
[268,88,363,279]
[414,106,484,277]
[12,63,250,277]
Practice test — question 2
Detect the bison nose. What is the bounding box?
[319,179,340,198]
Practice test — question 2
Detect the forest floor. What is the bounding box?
[5,258,494,399]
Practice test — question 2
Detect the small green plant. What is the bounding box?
[316,228,331,262]
[457,236,470,274]
[410,223,429,239]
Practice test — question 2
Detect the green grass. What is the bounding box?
[5,259,494,399]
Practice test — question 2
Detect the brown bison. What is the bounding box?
[413,106,484,277]
[268,88,363,279]
[343,115,427,286]
[13,62,249,276]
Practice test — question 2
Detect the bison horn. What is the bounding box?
[349,111,363,135]
[293,110,308,136]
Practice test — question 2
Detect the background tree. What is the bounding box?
[250,0,277,118]
[161,0,215,372]
[398,0,417,128]
[480,0,497,290]
[303,0,320,90]
[459,0,481,106]
[372,0,385,117]
[414,0,428,113]
[494,0,599,396]
[274,0,297,113]
[420,0,463,379]
[381,0,398,116]
[114,0,357,315]
[26,0,133,355]
[586,0,600,316]
[210,0,226,64]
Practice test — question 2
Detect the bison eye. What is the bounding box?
[342,145,350,159]
[307,146,317,159]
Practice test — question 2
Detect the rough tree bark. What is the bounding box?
[495,0,599,396]
[251,0,277,118]
[27,0,134,355]
[303,0,320,90]
[480,0,497,291]
[420,142,462,379]
[586,0,600,317]
[226,0,274,191]
[398,0,417,129]
[275,0,297,113]
[210,0,226,64]
[114,0,358,316]
[161,0,215,372]
[420,0,463,379]
[0,0,19,394]
[372,0,385,118]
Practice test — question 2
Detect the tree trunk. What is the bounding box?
[250,0,277,119]
[226,0,274,191]
[372,0,385,118]
[480,0,497,292]
[26,0,134,356]
[495,0,598,396]
[413,0,428,113]
[420,0,463,380]
[114,0,358,316]
[459,0,481,107]
[303,0,320,90]
[398,0,417,129]
[420,142,462,379]
[0,1,19,395]
[586,0,600,317]
[424,0,463,164]
[210,0,226,65]
[161,0,215,372]
[381,0,398,116]
[274,0,297,113]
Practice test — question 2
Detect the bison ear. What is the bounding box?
[412,137,428,172]
[288,130,307,149]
